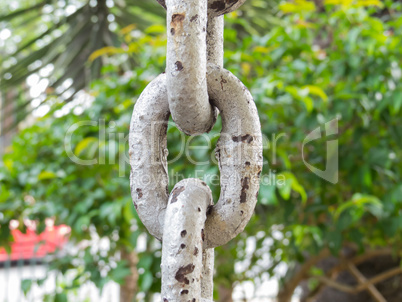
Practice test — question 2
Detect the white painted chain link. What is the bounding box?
[129,1,262,300]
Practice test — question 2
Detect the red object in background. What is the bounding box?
[0,225,70,262]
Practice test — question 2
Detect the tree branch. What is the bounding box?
[277,249,330,302]
[302,247,395,302]
[347,263,386,302]
[356,266,402,292]
[316,275,356,294]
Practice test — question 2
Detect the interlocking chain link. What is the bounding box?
[129,1,262,300]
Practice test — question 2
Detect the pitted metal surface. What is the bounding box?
[129,0,261,299]
[129,65,262,248]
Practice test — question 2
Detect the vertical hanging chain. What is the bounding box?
[129,1,263,300]
[166,0,215,135]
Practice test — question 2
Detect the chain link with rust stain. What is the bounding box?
[129,0,263,300]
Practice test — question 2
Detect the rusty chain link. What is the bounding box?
[129,0,262,300]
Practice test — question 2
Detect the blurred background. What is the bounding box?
[0,0,401,301]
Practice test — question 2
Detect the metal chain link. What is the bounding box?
[129,1,263,300]
[166,0,216,135]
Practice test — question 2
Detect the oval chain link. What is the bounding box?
[129,1,262,300]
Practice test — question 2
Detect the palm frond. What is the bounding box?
[0,0,165,133]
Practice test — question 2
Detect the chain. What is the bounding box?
[166,0,215,135]
[129,1,263,300]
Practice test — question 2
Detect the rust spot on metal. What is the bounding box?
[136,188,143,199]
[215,148,221,163]
[207,205,213,215]
[201,229,205,241]
[190,14,198,22]
[156,0,167,9]
[194,247,199,256]
[220,76,227,90]
[240,192,247,203]
[180,289,189,295]
[232,134,253,143]
[170,186,185,203]
[210,0,239,14]
[160,122,168,136]
[175,264,195,284]
[170,13,185,36]
[240,177,249,203]
[175,61,184,71]
[181,230,187,237]
[171,13,185,25]
[210,1,226,12]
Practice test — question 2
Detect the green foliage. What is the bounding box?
[0,26,169,297]
[223,0,402,282]
[1,0,402,299]
[0,0,279,132]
